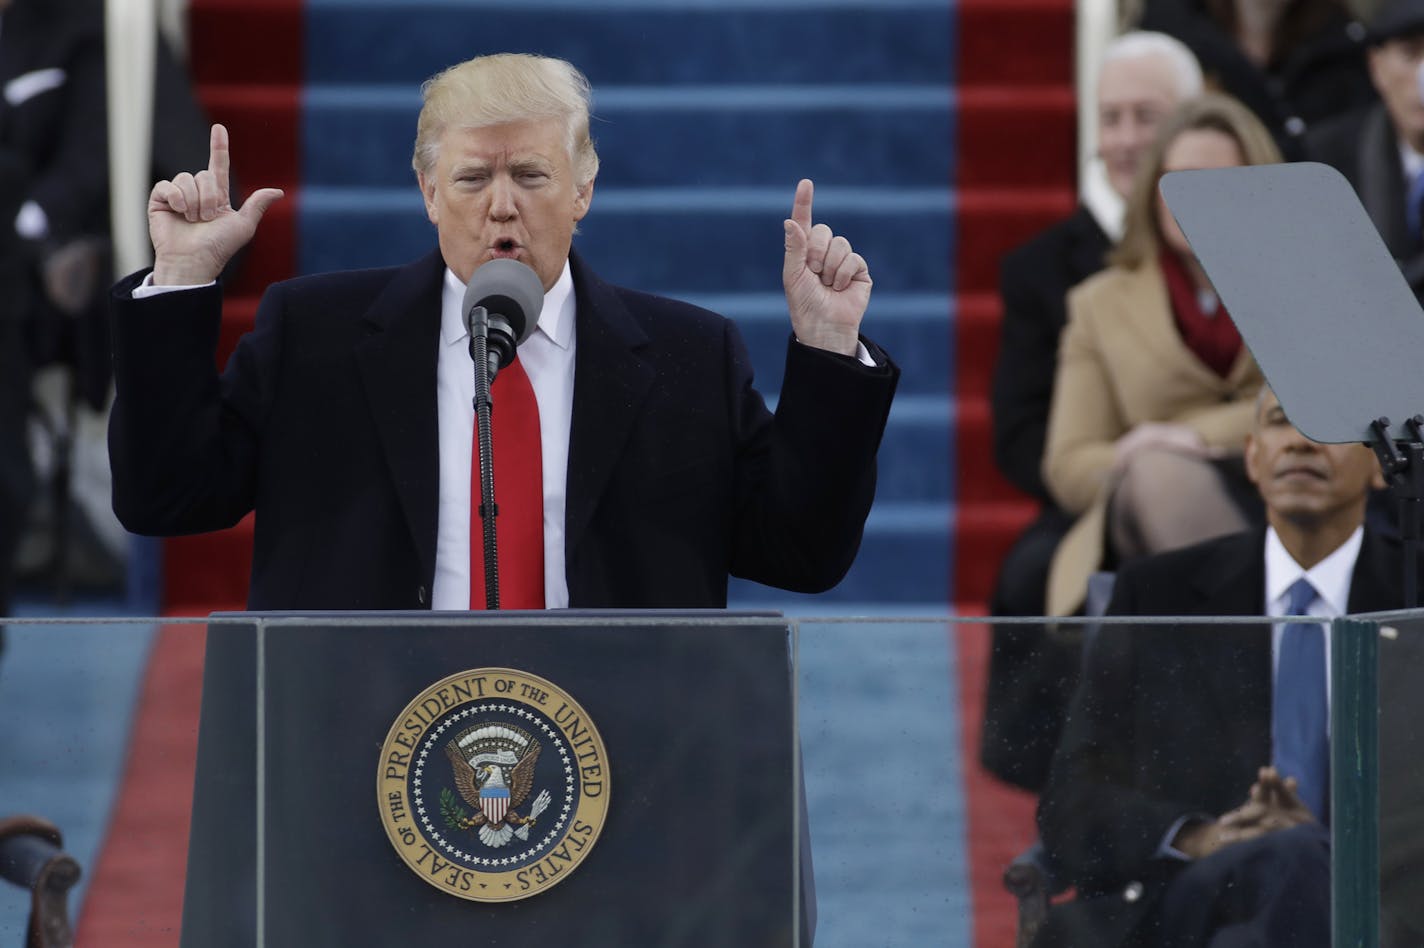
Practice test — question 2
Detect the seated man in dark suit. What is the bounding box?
[106,53,899,611]
[1034,387,1406,947]
[983,31,1203,792]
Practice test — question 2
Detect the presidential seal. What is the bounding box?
[377,668,609,902]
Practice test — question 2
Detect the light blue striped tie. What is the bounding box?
[1272,578,1328,822]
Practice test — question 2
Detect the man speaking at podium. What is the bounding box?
[106,53,899,611]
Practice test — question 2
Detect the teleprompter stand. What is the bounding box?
[1161,161,1424,948]
[1161,162,1424,607]
[1369,417,1424,609]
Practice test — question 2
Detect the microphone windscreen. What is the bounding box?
[461,259,545,345]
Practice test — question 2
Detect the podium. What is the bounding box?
[179,612,812,946]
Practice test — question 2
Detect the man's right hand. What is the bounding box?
[1172,766,1317,859]
[149,123,283,286]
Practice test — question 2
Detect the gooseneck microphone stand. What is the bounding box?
[469,304,502,610]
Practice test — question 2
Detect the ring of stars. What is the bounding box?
[409,702,577,868]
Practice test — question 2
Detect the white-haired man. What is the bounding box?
[983,31,1203,792]
[107,53,899,610]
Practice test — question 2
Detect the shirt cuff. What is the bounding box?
[131,272,217,298]
[1156,814,1209,861]
[793,336,879,367]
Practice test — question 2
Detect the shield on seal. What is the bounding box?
[480,783,510,824]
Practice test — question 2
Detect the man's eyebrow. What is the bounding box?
[449,159,491,177]
[508,156,553,172]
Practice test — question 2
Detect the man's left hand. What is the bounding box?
[1217,766,1317,845]
[782,179,871,357]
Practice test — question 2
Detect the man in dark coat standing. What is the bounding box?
[107,53,899,611]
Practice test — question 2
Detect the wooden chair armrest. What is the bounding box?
[0,816,81,948]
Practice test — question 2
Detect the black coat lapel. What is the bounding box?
[1188,528,1269,616]
[1348,530,1404,613]
[1359,105,1410,254]
[1066,206,1111,283]
[1186,530,1273,763]
[564,251,653,558]
[354,250,444,584]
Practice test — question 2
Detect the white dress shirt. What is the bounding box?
[1264,523,1363,711]
[431,261,576,610]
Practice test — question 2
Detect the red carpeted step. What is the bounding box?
[958,85,1076,191]
[163,515,254,611]
[958,0,1075,88]
[194,86,299,192]
[156,0,304,613]
[956,2,1078,944]
[219,200,295,301]
[955,291,1002,403]
[957,398,1033,507]
[955,502,1039,603]
[187,0,303,87]
[956,188,1078,295]
[217,297,259,366]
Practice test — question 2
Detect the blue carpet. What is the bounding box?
[0,599,150,943]
[797,619,971,946]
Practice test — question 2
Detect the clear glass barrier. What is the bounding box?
[0,616,253,946]
[0,612,1388,946]
[1366,608,1424,948]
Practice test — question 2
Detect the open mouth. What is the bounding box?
[490,239,520,258]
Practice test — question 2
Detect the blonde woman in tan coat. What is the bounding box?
[1042,94,1280,615]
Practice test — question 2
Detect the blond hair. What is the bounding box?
[412,53,599,186]
[1110,93,1281,270]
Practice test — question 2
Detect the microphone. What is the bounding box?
[462,258,545,378]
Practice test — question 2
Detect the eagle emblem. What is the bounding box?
[442,723,552,848]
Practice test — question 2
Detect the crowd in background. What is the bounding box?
[0,0,210,631]
[986,1,1424,945]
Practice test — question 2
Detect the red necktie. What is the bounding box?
[470,357,545,609]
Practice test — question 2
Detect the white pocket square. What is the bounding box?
[4,67,66,107]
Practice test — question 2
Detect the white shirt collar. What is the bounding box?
[1264,524,1363,617]
[440,259,576,351]
[1401,142,1424,183]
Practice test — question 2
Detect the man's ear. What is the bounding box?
[573,177,595,221]
[1244,432,1262,487]
[417,170,439,225]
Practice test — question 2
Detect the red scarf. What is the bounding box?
[1159,250,1242,378]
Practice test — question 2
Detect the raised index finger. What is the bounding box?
[208,123,231,203]
[791,178,814,232]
